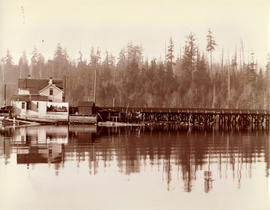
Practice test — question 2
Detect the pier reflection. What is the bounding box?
[0,125,269,192]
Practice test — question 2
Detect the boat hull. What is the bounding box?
[69,115,97,124]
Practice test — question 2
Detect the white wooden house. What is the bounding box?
[39,79,64,102]
[17,77,64,102]
[11,77,69,123]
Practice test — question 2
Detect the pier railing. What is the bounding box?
[98,107,270,114]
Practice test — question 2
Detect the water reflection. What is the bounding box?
[0,125,269,193]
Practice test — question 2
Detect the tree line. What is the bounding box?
[1,30,269,109]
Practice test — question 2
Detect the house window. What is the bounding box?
[27,102,31,110]
[50,88,53,95]
[37,102,39,109]
[22,102,25,109]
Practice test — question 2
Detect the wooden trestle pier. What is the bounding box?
[97,107,270,130]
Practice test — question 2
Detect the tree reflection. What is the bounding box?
[0,125,269,192]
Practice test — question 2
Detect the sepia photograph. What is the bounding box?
[0,0,270,209]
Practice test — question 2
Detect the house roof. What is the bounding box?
[12,94,49,102]
[17,153,62,164]
[18,79,63,94]
[39,83,63,94]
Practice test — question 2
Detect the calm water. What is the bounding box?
[0,125,270,210]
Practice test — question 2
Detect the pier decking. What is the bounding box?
[97,107,270,129]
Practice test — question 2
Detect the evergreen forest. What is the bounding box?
[1,30,269,109]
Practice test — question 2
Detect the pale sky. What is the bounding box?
[0,0,269,67]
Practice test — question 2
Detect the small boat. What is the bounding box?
[16,116,66,124]
[69,114,97,124]
[0,118,16,127]
[98,121,143,127]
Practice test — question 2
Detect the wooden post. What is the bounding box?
[67,104,70,125]
[4,84,6,106]
[228,66,230,108]
[94,66,97,104]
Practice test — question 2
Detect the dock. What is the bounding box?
[96,107,270,130]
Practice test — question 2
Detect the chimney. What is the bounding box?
[28,74,31,79]
[49,77,53,85]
